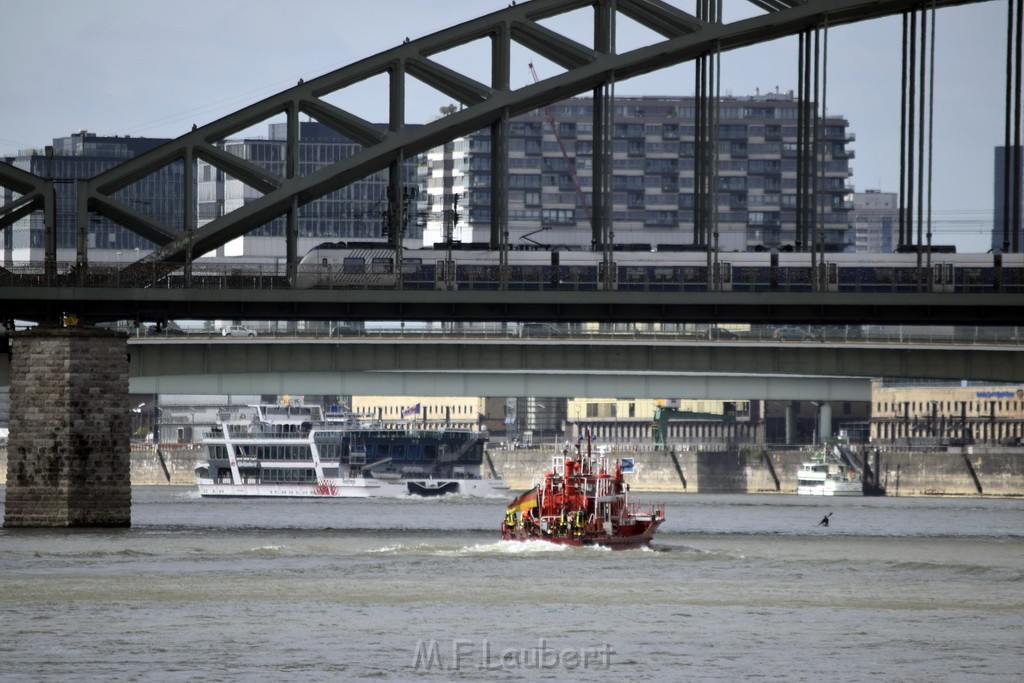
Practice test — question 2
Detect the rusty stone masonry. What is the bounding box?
[3,327,131,527]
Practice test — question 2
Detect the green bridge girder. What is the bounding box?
[3,336,1018,394]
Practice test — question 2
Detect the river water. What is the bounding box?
[1,487,1021,682]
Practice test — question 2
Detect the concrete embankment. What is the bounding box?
[488,445,1024,497]
[1,444,1021,497]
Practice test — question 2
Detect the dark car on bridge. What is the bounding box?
[146,322,187,336]
[709,326,740,340]
[772,326,819,341]
[331,324,360,337]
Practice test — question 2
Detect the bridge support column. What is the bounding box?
[819,402,833,443]
[4,328,131,527]
[785,401,798,445]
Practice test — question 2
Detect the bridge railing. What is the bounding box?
[130,322,1024,346]
[0,262,293,290]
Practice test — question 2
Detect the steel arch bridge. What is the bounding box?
[0,0,993,278]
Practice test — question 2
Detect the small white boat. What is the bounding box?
[796,435,864,496]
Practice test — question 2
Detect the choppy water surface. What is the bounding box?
[1,488,1021,681]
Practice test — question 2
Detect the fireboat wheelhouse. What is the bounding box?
[501,434,664,550]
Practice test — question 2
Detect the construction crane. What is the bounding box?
[528,62,592,222]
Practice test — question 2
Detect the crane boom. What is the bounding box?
[529,62,592,221]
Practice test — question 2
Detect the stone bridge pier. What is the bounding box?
[3,327,131,527]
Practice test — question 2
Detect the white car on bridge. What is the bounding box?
[222,325,257,337]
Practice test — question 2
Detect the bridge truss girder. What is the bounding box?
[0,162,54,277]
[3,0,988,275]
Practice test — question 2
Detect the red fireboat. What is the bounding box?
[500,433,665,550]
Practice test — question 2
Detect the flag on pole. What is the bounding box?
[507,486,539,512]
[402,403,421,417]
[620,458,635,474]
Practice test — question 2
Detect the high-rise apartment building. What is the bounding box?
[850,190,898,253]
[2,131,176,264]
[423,92,855,252]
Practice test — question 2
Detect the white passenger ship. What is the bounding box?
[796,435,865,496]
[194,403,508,498]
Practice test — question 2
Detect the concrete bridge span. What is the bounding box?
[121,337,1023,396]
[5,335,1021,398]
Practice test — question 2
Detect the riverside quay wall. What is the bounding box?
[0,444,1021,497]
[488,445,1024,497]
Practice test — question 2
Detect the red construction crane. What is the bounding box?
[528,62,592,221]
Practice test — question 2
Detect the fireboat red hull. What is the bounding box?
[501,520,662,550]
[500,433,665,550]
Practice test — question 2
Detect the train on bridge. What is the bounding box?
[295,242,1024,293]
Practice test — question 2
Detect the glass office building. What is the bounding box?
[2,131,177,264]
[196,121,422,260]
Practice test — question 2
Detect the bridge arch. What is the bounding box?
[0,0,994,274]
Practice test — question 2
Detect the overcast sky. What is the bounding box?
[0,0,1006,251]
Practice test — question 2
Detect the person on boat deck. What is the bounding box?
[505,510,516,528]
[573,510,585,537]
[522,508,535,531]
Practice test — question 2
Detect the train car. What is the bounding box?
[295,241,1024,295]
[614,251,709,292]
[296,241,399,289]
